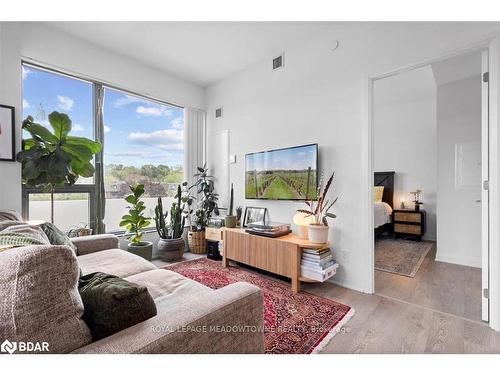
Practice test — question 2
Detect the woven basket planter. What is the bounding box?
[188,230,206,254]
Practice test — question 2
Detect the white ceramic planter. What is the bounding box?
[307,224,329,244]
[297,225,309,240]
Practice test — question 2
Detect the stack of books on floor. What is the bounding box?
[301,246,338,282]
[245,221,291,238]
[218,240,223,257]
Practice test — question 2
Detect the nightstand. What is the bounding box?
[392,209,426,241]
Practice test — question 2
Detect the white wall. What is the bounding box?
[0,22,205,213]
[436,76,482,267]
[0,23,23,214]
[205,22,500,292]
[373,66,437,240]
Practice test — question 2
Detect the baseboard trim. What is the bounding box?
[327,278,369,294]
[435,253,481,268]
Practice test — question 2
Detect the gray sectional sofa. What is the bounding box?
[0,213,264,354]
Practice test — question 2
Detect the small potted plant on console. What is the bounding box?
[224,183,237,228]
[155,185,186,261]
[120,184,153,260]
[297,171,338,244]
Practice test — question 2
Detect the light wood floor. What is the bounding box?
[302,240,499,353]
[375,242,482,323]
[153,249,500,353]
[303,281,500,353]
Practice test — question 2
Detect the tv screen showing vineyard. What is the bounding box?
[245,144,318,200]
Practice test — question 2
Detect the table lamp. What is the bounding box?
[293,212,315,239]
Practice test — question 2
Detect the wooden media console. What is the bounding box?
[222,228,329,292]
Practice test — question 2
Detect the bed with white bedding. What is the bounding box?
[374,171,395,235]
[374,201,393,228]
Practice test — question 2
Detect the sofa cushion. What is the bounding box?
[71,234,119,256]
[39,222,77,255]
[0,210,23,222]
[79,272,157,341]
[0,221,50,252]
[125,269,211,301]
[0,244,92,353]
[78,248,156,278]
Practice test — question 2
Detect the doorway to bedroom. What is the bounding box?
[372,49,489,323]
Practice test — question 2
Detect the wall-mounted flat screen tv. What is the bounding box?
[245,143,318,200]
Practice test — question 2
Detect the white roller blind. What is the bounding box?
[184,108,206,187]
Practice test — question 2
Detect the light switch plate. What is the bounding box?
[229,154,237,164]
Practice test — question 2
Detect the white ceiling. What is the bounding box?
[46,22,334,87]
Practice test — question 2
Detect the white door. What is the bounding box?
[481,50,490,322]
[435,50,488,321]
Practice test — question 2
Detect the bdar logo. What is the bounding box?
[1,339,17,354]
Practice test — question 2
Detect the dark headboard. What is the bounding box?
[374,171,395,208]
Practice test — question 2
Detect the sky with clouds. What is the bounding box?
[246,144,317,172]
[22,66,184,168]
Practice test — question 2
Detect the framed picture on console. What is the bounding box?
[0,104,15,162]
[243,207,267,227]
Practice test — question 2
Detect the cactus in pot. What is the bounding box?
[155,185,186,261]
[225,183,237,228]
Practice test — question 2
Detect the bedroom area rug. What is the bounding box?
[164,258,354,354]
[375,238,433,277]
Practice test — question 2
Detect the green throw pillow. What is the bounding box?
[39,222,77,255]
[78,272,157,341]
[0,232,47,252]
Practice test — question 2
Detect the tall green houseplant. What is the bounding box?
[191,163,219,230]
[16,112,102,223]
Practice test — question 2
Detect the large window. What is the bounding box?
[102,88,184,232]
[22,64,95,231]
[22,63,184,233]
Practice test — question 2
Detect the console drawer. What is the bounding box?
[205,227,223,241]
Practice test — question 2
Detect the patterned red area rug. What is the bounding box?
[164,258,354,354]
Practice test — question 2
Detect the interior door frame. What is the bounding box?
[362,34,500,331]
[481,49,490,322]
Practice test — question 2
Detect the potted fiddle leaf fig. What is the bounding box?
[155,185,186,262]
[120,184,153,260]
[297,171,338,244]
[225,183,237,228]
[16,112,102,224]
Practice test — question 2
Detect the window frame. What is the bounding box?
[22,185,96,230]
[21,61,185,234]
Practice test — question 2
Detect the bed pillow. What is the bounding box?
[374,186,384,202]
